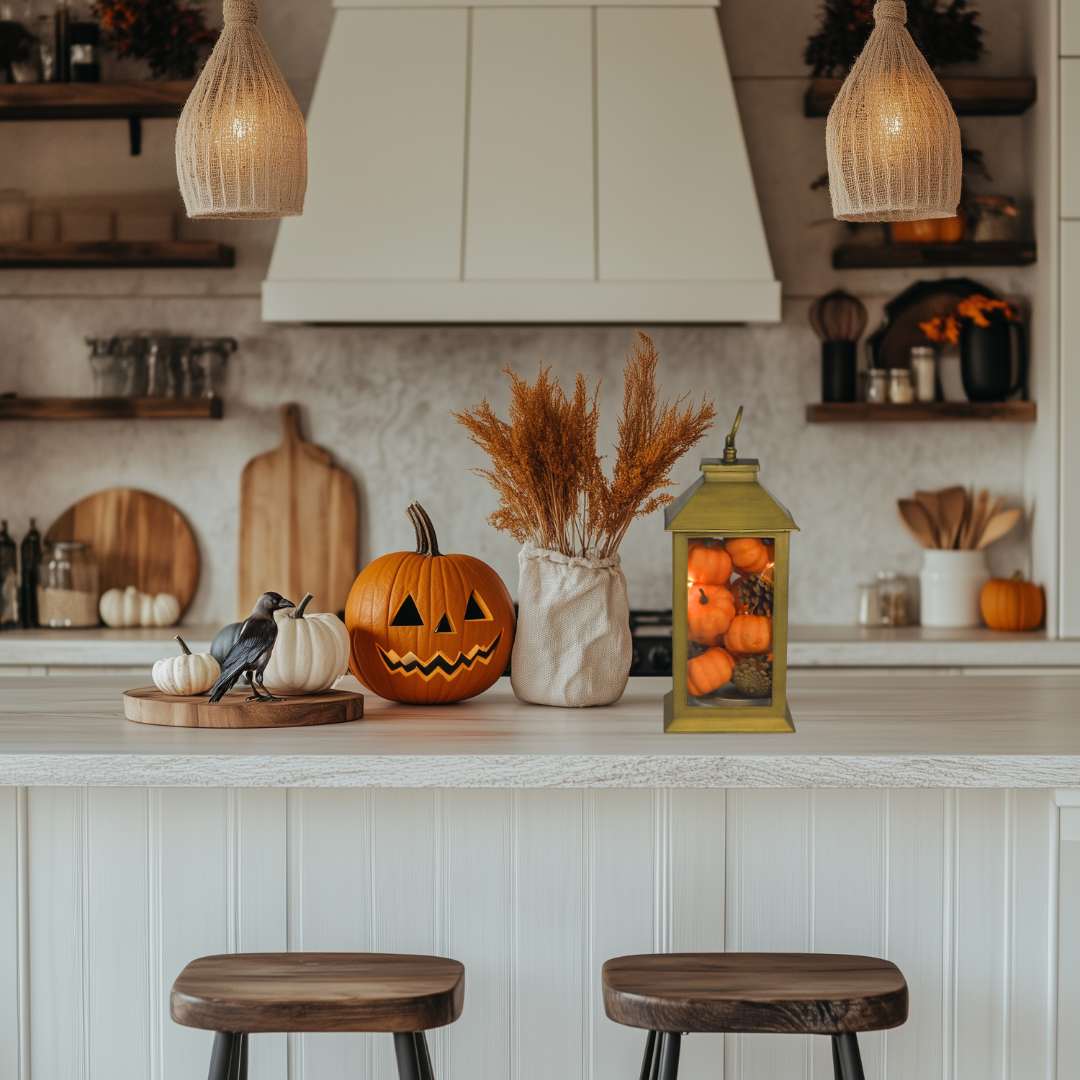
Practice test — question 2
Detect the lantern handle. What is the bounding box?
[723,406,744,464]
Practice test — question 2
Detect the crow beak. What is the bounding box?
[279,599,295,610]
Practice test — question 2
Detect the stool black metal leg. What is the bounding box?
[394,1031,435,1080]
[208,1032,247,1080]
[657,1032,681,1080]
[638,1031,658,1080]
[831,1033,865,1080]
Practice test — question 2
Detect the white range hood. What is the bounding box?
[263,0,779,324]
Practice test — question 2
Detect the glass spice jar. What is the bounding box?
[0,521,18,629]
[858,571,910,627]
[910,346,937,402]
[38,540,100,627]
[888,368,914,404]
[866,368,889,404]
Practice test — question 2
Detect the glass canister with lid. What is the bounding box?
[38,541,100,627]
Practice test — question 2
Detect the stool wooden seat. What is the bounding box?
[171,953,464,1080]
[602,953,907,1080]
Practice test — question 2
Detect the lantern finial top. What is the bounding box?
[723,406,744,464]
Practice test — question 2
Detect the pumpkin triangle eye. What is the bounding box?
[391,595,425,627]
[434,612,454,633]
[464,591,491,621]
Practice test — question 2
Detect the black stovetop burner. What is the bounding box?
[629,609,672,676]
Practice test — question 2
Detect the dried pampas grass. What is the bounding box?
[454,332,715,559]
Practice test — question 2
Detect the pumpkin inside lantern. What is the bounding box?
[345,503,515,704]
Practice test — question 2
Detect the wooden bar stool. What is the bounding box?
[602,953,908,1080]
[171,952,465,1080]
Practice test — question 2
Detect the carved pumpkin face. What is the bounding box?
[345,503,515,704]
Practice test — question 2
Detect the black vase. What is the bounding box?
[960,316,1026,402]
[821,340,856,402]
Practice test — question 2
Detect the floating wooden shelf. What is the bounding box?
[806,401,1036,423]
[0,80,195,120]
[0,80,196,153]
[0,396,223,420]
[805,76,1037,117]
[832,241,1035,270]
[0,241,234,268]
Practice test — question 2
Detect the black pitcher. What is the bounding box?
[960,313,1026,402]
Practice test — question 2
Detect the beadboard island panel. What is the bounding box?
[0,785,1061,1080]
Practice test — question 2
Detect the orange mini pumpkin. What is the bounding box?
[687,583,735,646]
[687,647,735,697]
[980,573,1044,631]
[726,537,770,575]
[688,542,733,586]
[725,614,772,655]
[345,503,515,704]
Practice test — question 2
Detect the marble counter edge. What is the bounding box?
[2,752,1079,788]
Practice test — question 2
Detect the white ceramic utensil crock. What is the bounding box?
[919,549,990,627]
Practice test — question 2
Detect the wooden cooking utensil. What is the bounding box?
[237,403,359,621]
[960,489,988,550]
[898,499,938,548]
[976,508,1022,550]
[46,488,199,612]
[937,486,967,550]
[913,491,942,547]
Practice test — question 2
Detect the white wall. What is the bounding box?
[0,0,1043,626]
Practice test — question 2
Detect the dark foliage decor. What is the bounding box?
[94,0,218,79]
[805,0,984,76]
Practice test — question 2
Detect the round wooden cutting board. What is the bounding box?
[46,488,200,613]
[123,687,365,728]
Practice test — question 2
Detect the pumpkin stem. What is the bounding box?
[292,593,314,619]
[175,635,192,656]
[698,587,708,605]
[406,502,442,557]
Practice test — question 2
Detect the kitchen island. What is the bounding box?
[1,674,1077,1080]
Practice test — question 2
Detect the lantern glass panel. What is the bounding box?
[686,536,775,707]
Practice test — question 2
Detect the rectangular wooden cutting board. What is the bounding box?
[237,403,358,619]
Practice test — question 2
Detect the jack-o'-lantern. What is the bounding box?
[345,502,515,704]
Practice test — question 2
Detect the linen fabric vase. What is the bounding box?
[511,544,632,707]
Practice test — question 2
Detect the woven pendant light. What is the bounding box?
[175,0,307,220]
[826,0,961,222]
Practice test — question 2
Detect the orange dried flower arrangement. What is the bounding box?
[454,332,716,560]
[919,314,960,345]
[921,295,1019,344]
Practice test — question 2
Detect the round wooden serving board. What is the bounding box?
[47,487,200,613]
[123,687,364,728]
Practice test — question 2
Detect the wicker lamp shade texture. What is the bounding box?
[176,0,307,220]
[826,0,961,223]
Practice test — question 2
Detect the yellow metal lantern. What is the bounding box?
[664,408,798,733]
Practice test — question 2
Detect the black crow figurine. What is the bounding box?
[208,592,295,703]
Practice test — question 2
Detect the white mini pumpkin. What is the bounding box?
[122,585,141,627]
[261,593,350,695]
[99,587,126,627]
[152,636,220,696]
[151,592,181,627]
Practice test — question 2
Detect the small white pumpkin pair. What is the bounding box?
[100,586,181,628]
[152,636,220,696]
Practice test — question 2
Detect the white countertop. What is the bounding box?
[2,673,1080,789]
[3,624,1079,669]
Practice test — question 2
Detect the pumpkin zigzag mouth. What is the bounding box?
[378,633,503,681]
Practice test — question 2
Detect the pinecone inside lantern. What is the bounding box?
[735,571,774,617]
[732,657,772,699]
